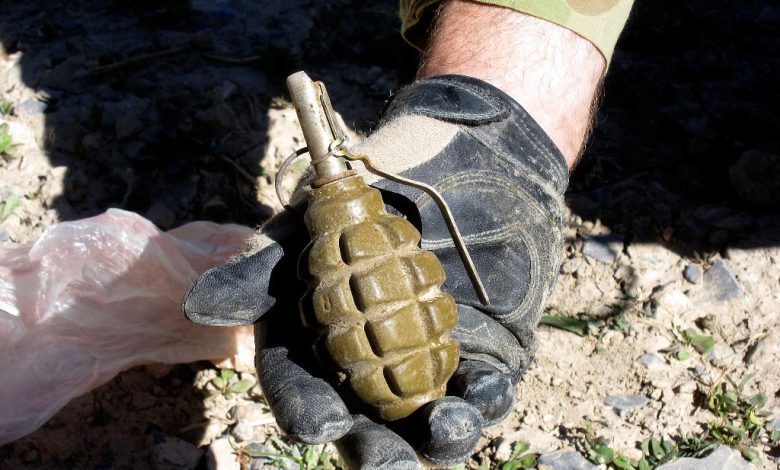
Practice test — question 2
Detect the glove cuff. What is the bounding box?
[382,74,569,196]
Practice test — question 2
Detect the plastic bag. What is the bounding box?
[0,209,257,445]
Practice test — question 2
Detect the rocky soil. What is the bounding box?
[0,0,778,469]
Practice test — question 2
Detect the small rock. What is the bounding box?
[701,259,742,303]
[115,113,144,139]
[637,352,666,369]
[683,264,702,284]
[16,98,47,116]
[613,264,635,282]
[537,451,598,470]
[560,256,583,274]
[206,437,239,470]
[603,394,649,415]
[231,401,275,443]
[149,431,203,470]
[582,235,623,264]
[642,298,659,318]
[707,344,737,369]
[81,132,103,154]
[0,227,9,242]
[729,149,780,208]
[656,446,750,470]
[147,204,176,230]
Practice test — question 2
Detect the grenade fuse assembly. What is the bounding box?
[283,72,488,421]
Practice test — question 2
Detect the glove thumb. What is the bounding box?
[183,215,305,326]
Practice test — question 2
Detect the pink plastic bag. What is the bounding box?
[0,209,257,445]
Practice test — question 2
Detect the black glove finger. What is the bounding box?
[449,360,515,426]
[183,212,308,327]
[452,305,528,378]
[255,320,353,444]
[393,396,484,468]
[182,243,284,326]
[335,415,420,470]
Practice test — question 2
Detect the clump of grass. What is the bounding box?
[0,99,13,116]
[232,436,342,470]
[0,194,21,221]
[580,371,774,468]
[499,442,538,470]
[0,123,18,161]
[704,372,770,463]
[540,304,637,338]
[209,368,254,398]
[455,442,538,470]
[659,327,714,362]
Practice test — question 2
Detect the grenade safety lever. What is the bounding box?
[285,71,489,305]
[285,71,486,421]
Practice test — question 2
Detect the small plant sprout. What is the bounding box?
[659,326,714,361]
[0,99,13,116]
[0,195,21,222]
[500,442,538,470]
[231,435,341,469]
[705,372,770,463]
[210,368,254,397]
[0,124,18,161]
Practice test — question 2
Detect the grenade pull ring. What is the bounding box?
[281,71,489,306]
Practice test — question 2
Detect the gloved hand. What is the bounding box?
[183,75,568,468]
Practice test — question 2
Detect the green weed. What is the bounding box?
[0,124,17,161]
[232,436,342,469]
[659,327,714,362]
[580,371,774,468]
[705,373,770,463]
[500,442,538,470]
[0,99,13,116]
[210,368,254,398]
[0,194,21,221]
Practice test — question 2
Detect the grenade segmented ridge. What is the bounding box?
[299,176,460,421]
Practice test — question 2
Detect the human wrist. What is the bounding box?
[418,0,604,168]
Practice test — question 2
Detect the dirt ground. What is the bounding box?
[0,0,779,469]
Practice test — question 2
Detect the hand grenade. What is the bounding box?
[285,72,488,421]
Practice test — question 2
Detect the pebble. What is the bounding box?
[637,352,666,369]
[16,98,47,116]
[603,394,649,415]
[683,264,702,284]
[701,259,742,303]
[581,235,623,264]
[0,227,9,242]
[729,149,780,208]
[206,437,239,470]
[537,451,598,470]
[115,113,144,139]
[656,446,750,470]
[148,431,203,470]
[707,344,737,368]
[560,256,583,274]
[230,401,275,443]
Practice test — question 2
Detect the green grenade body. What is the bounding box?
[299,175,460,421]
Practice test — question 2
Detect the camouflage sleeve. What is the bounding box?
[399,0,634,66]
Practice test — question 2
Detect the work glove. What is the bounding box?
[183,75,568,468]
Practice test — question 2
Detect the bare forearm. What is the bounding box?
[419,0,605,168]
